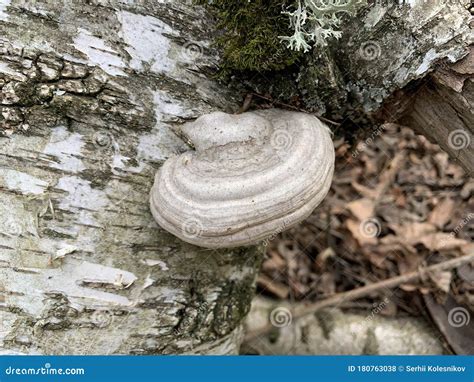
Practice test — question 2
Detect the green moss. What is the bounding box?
[196,0,302,75]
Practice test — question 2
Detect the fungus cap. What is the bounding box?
[150,109,335,248]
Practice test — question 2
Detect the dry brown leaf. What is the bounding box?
[428,198,455,228]
[460,181,474,199]
[363,248,390,269]
[461,243,474,256]
[346,219,378,245]
[335,142,350,157]
[428,270,452,293]
[389,222,437,244]
[397,252,423,274]
[393,186,406,207]
[346,198,375,221]
[419,233,468,251]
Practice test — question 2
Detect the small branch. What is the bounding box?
[245,253,474,342]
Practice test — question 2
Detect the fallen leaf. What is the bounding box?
[347,198,375,221]
[428,198,455,228]
[389,222,437,244]
[419,233,468,251]
[346,219,378,246]
[429,270,452,293]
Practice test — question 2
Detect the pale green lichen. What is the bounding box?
[280,0,367,52]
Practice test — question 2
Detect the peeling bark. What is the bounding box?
[0,0,263,355]
[243,298,444,355]
[397,48,474,175]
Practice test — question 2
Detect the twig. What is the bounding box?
[257,274,290,300]
[244,253,474,342]
[249,92,340,126]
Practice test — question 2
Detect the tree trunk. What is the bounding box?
[0,0,262,355]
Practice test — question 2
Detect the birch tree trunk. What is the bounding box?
[0,0,262,355]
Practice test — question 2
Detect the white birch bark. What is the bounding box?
[0,0,262,355]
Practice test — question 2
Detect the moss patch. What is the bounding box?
[196,0,302,75]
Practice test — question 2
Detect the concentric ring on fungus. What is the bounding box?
[150,109,335,248]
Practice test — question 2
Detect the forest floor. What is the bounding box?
[257,120,473,354]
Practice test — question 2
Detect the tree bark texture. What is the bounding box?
[0,0,263,355]
[285,1,473,174]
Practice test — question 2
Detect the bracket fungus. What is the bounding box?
[150,109,335,248]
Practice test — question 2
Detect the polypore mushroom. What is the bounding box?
[149,109,335,248]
